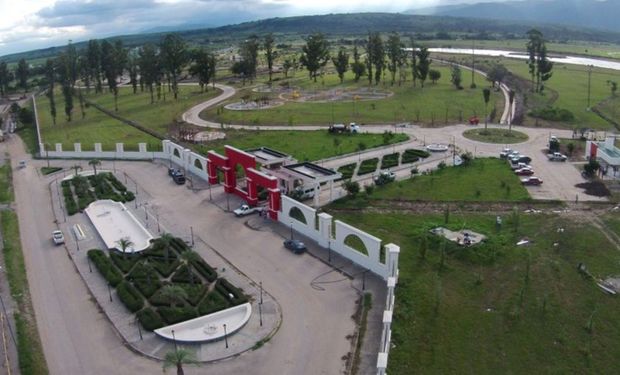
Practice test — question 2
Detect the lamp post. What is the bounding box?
[223,324,229,348]
[259,302,263,327]
[171,329,178,352]
[290,221,293,240]
[107,282,112,302]
[190,226,194,247]
[259,281,263,305]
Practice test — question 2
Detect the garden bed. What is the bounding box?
[62,172,135,215]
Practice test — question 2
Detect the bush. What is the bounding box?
[358,158,379,175]
[116,281,144,312]
[106,173,127,192]
[137,308,165,331]
[150,259,180,278]
[198,290,230,315]
[380,153,400,169]
[127,262,162,298]
[529,106,575,122]
[88,249,123,287]
[337,163,357,180]
[178,284,208,306]
[170,237,190,253]
[158,306,197,325]
[109,251,140,273]
[171,264,201,284]
[191,258,218,282]
[343,180,361,197]
[215,278,248,306]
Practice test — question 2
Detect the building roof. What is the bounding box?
[245,147,292,166]
[283,162,341,183]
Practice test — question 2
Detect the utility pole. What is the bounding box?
[471,40,476,88]
[587,65,593,110]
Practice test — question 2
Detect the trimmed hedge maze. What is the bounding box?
[61,172,135,215]
[88,236,248,331]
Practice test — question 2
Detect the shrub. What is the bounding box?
[106,173,128,192]
[358,158,379,175]
[116,281,144,312]
[198,290,230,315]
[215,278,248,306]
[88,249,123,287]
[109,251,140,273]
[343,180,361,197]
[158,306,197,325]
[380,153,400,169]
[191,258,218,282]
[178,284,208,306]
[127,262,162,298]
[170,237,190,253]
[337,163,357,180]
[171,264,201,284]
[137,308,165,331]
[529,106,575,122]
[150,259,180,278]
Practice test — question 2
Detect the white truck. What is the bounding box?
[233,204,264,217]
[547,152,568,162]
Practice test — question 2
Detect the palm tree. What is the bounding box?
[72,164,82,176]
[482,88,491,132]
[508,89,515,134]
[159,232,174,263]
[163,348,198,375]
[159,285,188,307]
[116,237,134,259]
[180,251,201,285]
[88,159,101,175]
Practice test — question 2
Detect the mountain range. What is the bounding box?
[409,0,620,33]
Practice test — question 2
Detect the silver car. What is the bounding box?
[52,230,65,245]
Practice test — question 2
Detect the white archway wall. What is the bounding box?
[334,220,388,277]
[279,196,319,239]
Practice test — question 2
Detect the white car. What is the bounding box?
[233,204,263,217]
[52,230,65,245]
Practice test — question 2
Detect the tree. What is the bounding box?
[88,159,101,175]
[159,232,175,263]
[332,48,349,83]
[160,34,188,100]
[162,348,198,375]
[16,58,29,93]
[57,42,79,122]
[159,285,188,307]
[416,46,431,88]
[86,40,103,93]
[241,35,260,82]
[101,40,124,111]
[282,58,293,78]
[300,33,330,82]
[608,80,618,96]
[139,43,161,104]
[350,45,365,82]
[127,53,139,94]
[508,89,516,131]
[451,65,462,89]
[263,33,276,83]
[482,88,491,131]
[487,63,509,87]
[583,159,600,178]
[180,251,201,285]
[429,69,441,84]
[567,142,575,156]
[343,180,360,197]
[116,237,134,258]
[386,32,404,86]
[190,48,216,92]
[45,59,57,125]
[72,164,82,176]
[409,37,418,87]
[369,32,385,85]
[526,29,553,93]
[0,61,11,96]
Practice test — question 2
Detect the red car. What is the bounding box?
[515,168,534,176]
[521,177,543,186]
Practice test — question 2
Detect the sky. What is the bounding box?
[0,0,499,57]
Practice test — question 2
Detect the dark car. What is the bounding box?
[283,239,306,254]
[510,155,532,164]
[168,168,186,184]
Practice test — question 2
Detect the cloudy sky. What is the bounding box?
[0,0,494,57]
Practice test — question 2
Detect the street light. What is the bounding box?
[223,324,229,348]
[290,221,293,240]
[171,329,178,352]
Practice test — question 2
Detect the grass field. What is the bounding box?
[463,128,529,144]
[1,210,48,374]
[36,93,161,151]
[443,54,619,130]
[195,129,408,162]
[202,63,503,126]
[334,158,529,204]
[329,210,620,374]
[0,164,13,203]
[86,85,221,135]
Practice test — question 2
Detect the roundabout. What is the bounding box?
[462,127,529,144]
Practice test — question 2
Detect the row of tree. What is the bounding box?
[42,34,218,124]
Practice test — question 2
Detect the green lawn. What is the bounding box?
[86,85,221,135]
[0,164,13,203]
[463,128,529,144]
[201,63,503,126]
[329,211,620,374]
[195,130,408,162]
[36,93,161,151]
[336,158,529,204]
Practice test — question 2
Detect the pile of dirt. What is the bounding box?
[575,181,611,197]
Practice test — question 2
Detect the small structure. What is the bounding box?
[586,136,620,178]
[246,147,293,169]
[430,227,487,246]
[85,200,154,253]
[270,162,341,206]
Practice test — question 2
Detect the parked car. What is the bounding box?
[510,155,532,164]
[547,152,568,162]
[510,162,530,170]
[168,168,186,184]
[233,204,263,217]
[521,176,543,186]
[499,148,513,159]
[52,230,65,245]
[18,160,26,169]
[515,168,535,176]
[283,239,306,254]
[374,170,396,185]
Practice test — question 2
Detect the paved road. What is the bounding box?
[6,136,359,375]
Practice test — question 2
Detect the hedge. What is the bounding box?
[158,306,197,325]
[109,251,140,273]
[191,258,218,283]
[380,153,400,169]
[171,264,201,284]
[337,163,357,181]
[88,249,123,287]
[137,308,164,331]
[106,173,127,192]
[178,284,207,307]
[151,259,180,278]
[358,158,379,175]
[198,290,230,315]
[127,262,161,298]
[170,237,190,253]
[117,281,144,313]
[215,278,248,306]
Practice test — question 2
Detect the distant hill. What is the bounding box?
[3,12,620,62]
[410,0,620,33]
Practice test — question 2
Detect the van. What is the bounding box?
[296,185,318,199]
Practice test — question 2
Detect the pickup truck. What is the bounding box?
[168,168,186,185]
[374,170,396,185]
[233,204,263,217]
[547,152,568,162]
